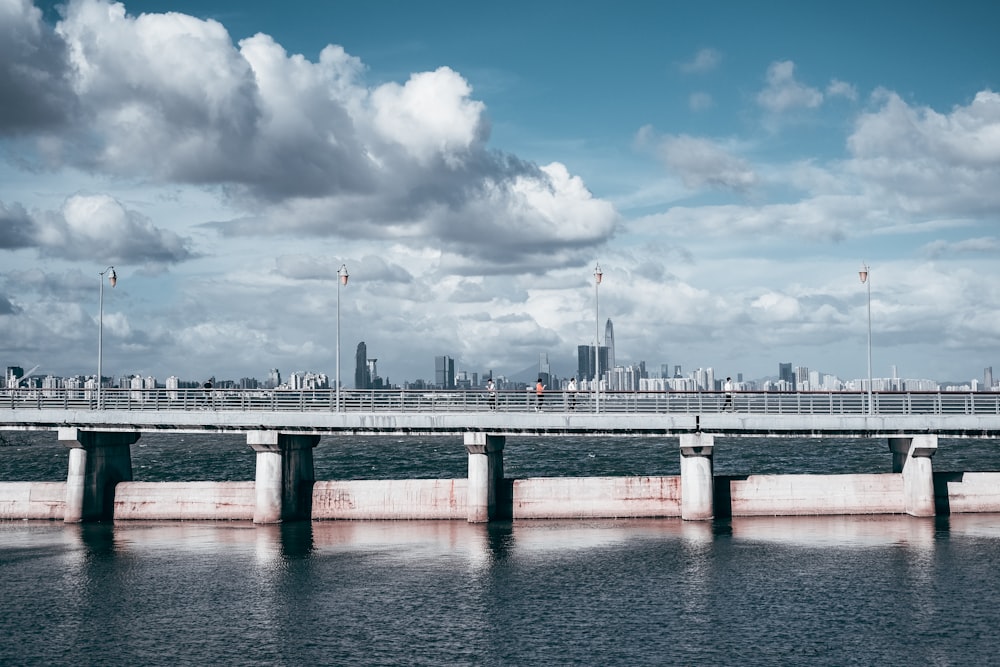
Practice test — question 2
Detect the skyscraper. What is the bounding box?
[355,342,370,389]
[604,319,615,371]
[538,353,551,387]
[779,363,794,387]
[577,345,609,385]
[435,356,455,389]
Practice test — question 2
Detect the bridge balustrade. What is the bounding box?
[4,387,1000,416]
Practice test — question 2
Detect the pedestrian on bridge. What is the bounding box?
[486,378,497,410]
[724,377,734,411]
[567,377,578,410]
[535,379,545,411]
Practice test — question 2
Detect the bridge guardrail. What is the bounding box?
[3,388,1000,416]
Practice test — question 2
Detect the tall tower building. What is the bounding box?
[435,356,455,389]
[578,345,609,385]
[986,367,994,391]
[538,353,551,387]
[604,319,615,370]
[779,363,794,387]
[355,342,370,389]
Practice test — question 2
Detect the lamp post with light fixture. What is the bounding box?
[336,264,349,411]
[97,266,117,408]
[594,263,602,414]
[859,262,872,414]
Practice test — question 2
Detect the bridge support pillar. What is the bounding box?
[248,432,321,524]
[60,427,140,523]
[680,433,714,521]
[889,435,938,517]
[465,433,505,523]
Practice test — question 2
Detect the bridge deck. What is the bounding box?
[3,389,1000,437]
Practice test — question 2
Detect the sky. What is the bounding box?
[2,0,1000,387]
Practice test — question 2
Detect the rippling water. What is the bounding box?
[3,431,1000,665]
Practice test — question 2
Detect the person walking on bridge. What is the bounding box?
[535,378,545,412]
[486,378,497,410]
[724,377,734,412]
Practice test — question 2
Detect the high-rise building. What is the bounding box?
[604,319,615,371]
[267,369,281,389]
[795,366,810,390]
[577,345,609,384]
[779,363,794,386]
[5,366,24,389]
[986,367,994,391]
[355,342,371,389]
[435,356,455,389]
[538,353,551,387]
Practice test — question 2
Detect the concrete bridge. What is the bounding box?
[3,388,1000,526]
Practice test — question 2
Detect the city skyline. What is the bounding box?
[2,1,1000,386]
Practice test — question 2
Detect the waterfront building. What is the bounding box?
[604,319,615,372]
[779,362,794,386]
[355,342,370,389]
[435,356,455,389]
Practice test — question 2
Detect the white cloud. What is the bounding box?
[827,79,858,101]
[757,60,823,113]
[653,134,758,192]
[370,67,487,165]
[679,48,721,74]
[848,90,1000,217]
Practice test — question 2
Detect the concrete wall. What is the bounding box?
[0,482,65,519]
[114,481,255,520]
[4,472,1000,521]
[312,479,467,520]
[727,473,905,516]
[937,472,1000,513]
[513,476,681,519]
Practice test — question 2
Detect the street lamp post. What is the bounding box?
[594,263,602,413]
[859,262,872,415]
[336,264,349,411]
[97,266,117,408]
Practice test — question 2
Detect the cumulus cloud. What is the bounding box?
[847,90,1000,216]
[652,134,758,192]
[33,194,194,263]
[0,294,18,314]
[757,61,823,112]
[827,79,858,101]
[679,48,721,74]
[0,201,36,248]
[370,67,488,165]
[0,0,76,133]
[922,237,1000,258]
[0,0,620,267]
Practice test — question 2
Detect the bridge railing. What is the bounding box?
[3,388,1000,416]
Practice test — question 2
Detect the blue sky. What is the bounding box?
[2,0,1000,386]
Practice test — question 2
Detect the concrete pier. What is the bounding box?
[59,427,140,523]
[889,435,938,517]
[248,432,320,524]
[465,432,505,523]
[680,433,714,521]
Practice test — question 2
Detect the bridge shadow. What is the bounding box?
[933,472,958,515]
[713,475,746,519]
[496,479,514,521]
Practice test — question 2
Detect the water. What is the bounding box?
[3,431,1000,665]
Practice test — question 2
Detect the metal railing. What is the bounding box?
[3,388,1000,416]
